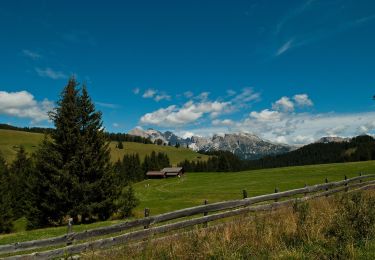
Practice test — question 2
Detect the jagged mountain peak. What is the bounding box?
[129,128,292,160]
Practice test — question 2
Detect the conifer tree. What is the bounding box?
[34,78,117,224]
[8,147,36,222]
[0,153,13,233]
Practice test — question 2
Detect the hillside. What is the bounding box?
[0,129,209,165]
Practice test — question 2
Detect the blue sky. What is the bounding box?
[1,0,375,144]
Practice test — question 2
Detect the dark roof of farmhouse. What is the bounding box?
[146,171,165,176]
[161,167,183,173]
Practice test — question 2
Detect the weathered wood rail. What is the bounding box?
[1,174,375,259]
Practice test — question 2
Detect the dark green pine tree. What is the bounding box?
[8,147,35,221]
[45,78,81,223]
[76,84,116,221]
[33,135,65,226]
[34,78,117,224]
[0,153,13,233]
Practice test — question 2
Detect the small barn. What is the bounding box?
[146,171,166,178]
[161,167,185,177]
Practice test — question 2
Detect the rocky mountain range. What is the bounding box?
[129,128,293,160]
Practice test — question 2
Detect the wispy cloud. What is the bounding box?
[133,88,140,94]
[273,1,375,57]
[35,67,67,80]
[275,39,294,56]
[22,49,41,60]
[142,88,171,102]
[96,102,119,109]
[275,0,316,35]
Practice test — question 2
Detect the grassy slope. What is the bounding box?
[0,160,374,245]
[133,160,375,216]
[0,129,44,162]
[0,129,208,165]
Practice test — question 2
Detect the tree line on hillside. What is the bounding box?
[179,135,375,172]
[0,78,171,233]
[178,151,243,172]
[246,135,375,169]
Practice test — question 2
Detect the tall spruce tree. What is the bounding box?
[76,85,115,221]
[34,78,117,224]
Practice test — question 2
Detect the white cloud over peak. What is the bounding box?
[249,109,282,122]
[140,100,230,127]
[0,91,52,122]
[212,119,234,126]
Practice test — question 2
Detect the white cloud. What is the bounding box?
[142,89,171,102]
[249,109,282,122]
[226,89,237,96]
[154,94,171,102]
[231,87,260,103]
[293,94,313,107]
[212,119,234,126]
[0,91,52,122]
[272,97,294,112]
[22,49,41,60]
[35,67,67,80]
[142,89,156,98]
[181,131,195,139]
[184,91,194,98]
[196,92,210,100]
[140,100,230,127]
[133,88,140,94]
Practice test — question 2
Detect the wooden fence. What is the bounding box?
[1,174,375,259]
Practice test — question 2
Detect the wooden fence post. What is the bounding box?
[360,172,362,183]
[67,218,73,246]
[242,190,248,199]
[325,178,329,197]
[203,200,208,228]
[345,175,348,192]
[274,188,279,202]
[304,184,307,197]
[144,208,150,229]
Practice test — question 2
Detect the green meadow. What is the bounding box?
[1,160,374,246]
[132,160,375,216]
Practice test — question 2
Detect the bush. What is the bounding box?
[114,185,139,218]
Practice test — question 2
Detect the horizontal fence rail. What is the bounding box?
[1,174,375,259]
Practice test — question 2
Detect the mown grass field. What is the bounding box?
[132,160,375,216]
[1,160,374,246]
[0,129,208,165]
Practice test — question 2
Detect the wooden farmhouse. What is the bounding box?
[146,167,185,178]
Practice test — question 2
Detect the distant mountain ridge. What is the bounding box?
[129,128,293,160]
[315,136,351,144]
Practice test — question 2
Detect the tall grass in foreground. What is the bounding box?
[86,191,375,259]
